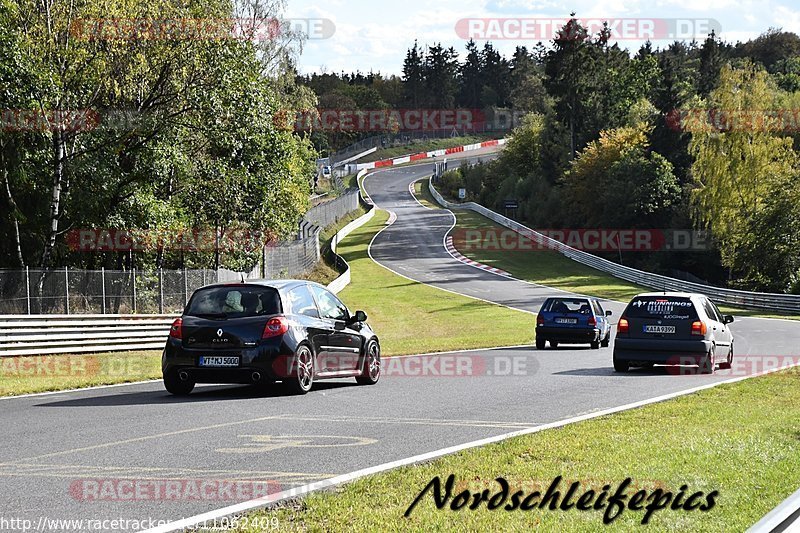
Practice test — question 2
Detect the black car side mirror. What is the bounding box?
[605,310,612,316]
[723,315,734,324]
[351,310,367,323]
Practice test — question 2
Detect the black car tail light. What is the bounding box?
[588,315,596,326]
[262,316,289,338]
[169,318,183,339]
[537,315,544,326]
[617,317,629,335]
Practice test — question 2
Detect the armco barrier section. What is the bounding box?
[354,138,507,171]
[327,169,376,295]
[0,314,175,357]
[428,177,800,313]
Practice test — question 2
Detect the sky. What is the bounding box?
[285,0,800,76]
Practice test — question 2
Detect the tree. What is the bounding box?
[423,43,459,108]
[458,39,482,108]
[402,40,424,107]
[688,62,798,276]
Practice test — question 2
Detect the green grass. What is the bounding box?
[452,209,650,302]
[359,135,493,163]
[0,351,162,396]
[412,179,441,210]
[450,209,800,321]
[335,209,533,355]
[235,368,800,532]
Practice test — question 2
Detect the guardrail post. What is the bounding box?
[25,266,31,314]
[64,267,70,315]
[132,268,137,314]
[158,268,164,314]
[101,267,106,314]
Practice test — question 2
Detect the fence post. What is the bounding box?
[64,267,70,315]
[25,266,31,314]
[132,268,137,314]
[158,268,164,314]
[101,267,106,314]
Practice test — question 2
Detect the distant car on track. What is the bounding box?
[536,297,612,349]
[162,280,380,395]
[612,292,734,374]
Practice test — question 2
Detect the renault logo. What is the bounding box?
[217,329,223,337]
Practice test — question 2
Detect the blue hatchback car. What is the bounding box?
[536,297,612,349]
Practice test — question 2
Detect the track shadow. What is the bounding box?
[554,365,675,377]
[35,381,356,408]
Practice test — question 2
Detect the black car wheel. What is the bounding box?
[719,344,733,370]
[356,339,381,385]
[601,332,610,348]
[700,349,715,374]
[536,338,546,350]
[287,344,314,394]
[613,356,629,372]
[590,339,600,349]
[163,370,195,396]
[550,340,559,349]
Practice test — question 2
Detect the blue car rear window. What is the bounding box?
[542,299,592,314]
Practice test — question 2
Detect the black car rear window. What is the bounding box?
[542,298,592,314]
[185,285,282,318]
[626,296,698,319]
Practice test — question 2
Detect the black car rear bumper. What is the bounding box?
[161,337,295,382]
[613,338,713,364]
[536,326,600,342]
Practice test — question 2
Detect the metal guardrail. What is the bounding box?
[327,170,375,295]
[747,487,800,532]
[0,314,175,356]
[428,177,800,313]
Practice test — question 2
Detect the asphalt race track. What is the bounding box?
[2,151,800,531]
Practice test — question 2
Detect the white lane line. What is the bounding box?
[0,380,162,401]
[408,179,437,211]
[139,357,800,533]
[364,194,536,316]
[444,236,510,276]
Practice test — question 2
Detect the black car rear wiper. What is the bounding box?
[188,312,228,319]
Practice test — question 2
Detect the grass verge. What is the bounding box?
[450,208,800,320]
[237,368,800,532]
[298,206,369,286]
[412,179,440,210]
[0,350,161,396]
[335,209,533,355]
[1,205,532,396]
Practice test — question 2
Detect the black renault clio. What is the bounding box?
[162,280,380,395]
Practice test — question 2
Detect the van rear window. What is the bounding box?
[626,297,698,319]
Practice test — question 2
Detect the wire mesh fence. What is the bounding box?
[0,234,322,315]
[0,268,223,315]
[1,182,361,314]
[260,234,321,279]
[303,188,360,230]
